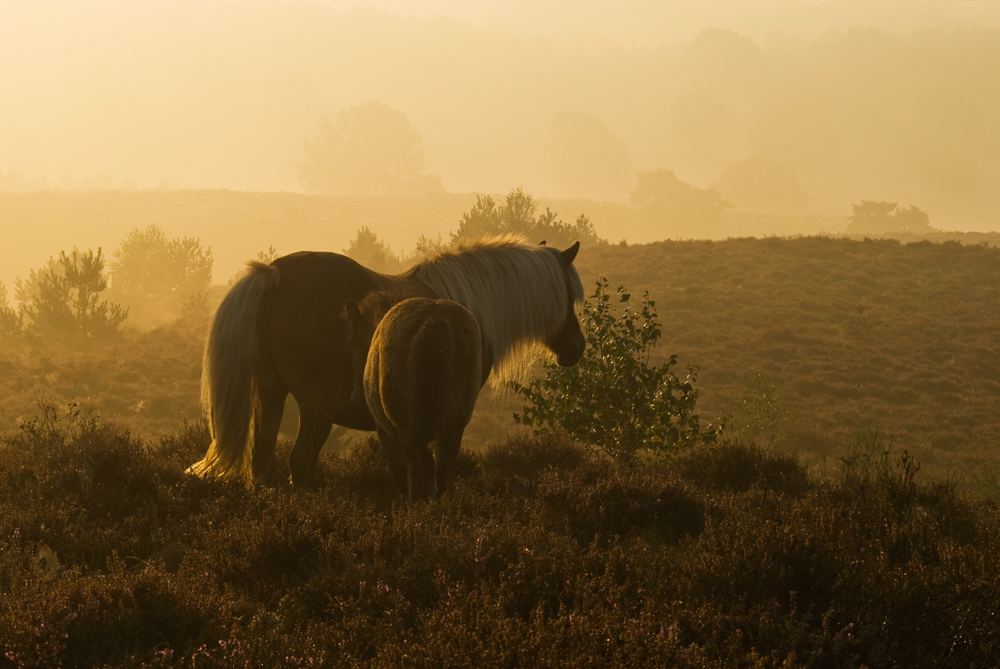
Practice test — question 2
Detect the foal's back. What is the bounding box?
[366,298,482,441]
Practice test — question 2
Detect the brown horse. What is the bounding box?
[344,295,482,500]
[188,236,586,486]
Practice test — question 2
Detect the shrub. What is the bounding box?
[110,224,213,326]
[673,439,810,496]
[731,370,793,442]
[0,282,23,341]
[513,277,724,461]
[16,248,128,340]
[451,187,603,248]
[343,226,403,273]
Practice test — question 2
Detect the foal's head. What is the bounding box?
[342,291,399,414]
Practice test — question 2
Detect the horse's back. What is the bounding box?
[368,298,482,439]
[261,252,393,428]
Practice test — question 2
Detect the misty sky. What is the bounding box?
[2,0,999,300]
[2,0,997,191]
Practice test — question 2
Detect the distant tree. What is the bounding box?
[546,111,630,200]
[451,195,503,242]
[410,234,446,263]
[297,100,446,195]
[166,236,214,300]
[344,226,403,273]
[94,171,115,190]
[14,256,62,312]
[893,205,934,233]
[0,282,23,341]
[0,168,27,193]
[110,225,169,298]
[733,371,792,441]
[226,246,281,286]
[846,201,934,234]
[109,225,213,325]
[533,210,604,250]
[254,246,280,264]
[19,249,127,340]
[498,187,538,237]
[630,169,733,232]
[708,156,810,212]
[451,187,604,248]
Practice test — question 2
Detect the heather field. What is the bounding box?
[2,413,998,667]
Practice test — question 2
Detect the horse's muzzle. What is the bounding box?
[556,339,585,367]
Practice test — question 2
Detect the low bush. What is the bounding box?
[514,277,724,462]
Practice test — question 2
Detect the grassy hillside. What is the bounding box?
[3,235,1000,484]
[1,414,997,667]
[573,237,1000,480]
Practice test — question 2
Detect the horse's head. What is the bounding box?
[545,242,586,367]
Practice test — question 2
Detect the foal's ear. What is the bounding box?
[560,241,580,265]
[343,301,362,328]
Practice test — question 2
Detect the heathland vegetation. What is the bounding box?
[3,190,1000,665]
[3,409,998,667]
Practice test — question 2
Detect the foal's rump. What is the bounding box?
[370,298,483,442]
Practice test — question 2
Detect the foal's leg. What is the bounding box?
[376,424,411,498]
[408,438,437,502]
[434,427,466,498]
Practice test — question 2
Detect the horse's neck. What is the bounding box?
[388,273,439,300]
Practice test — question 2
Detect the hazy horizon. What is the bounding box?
[2,0,999,293]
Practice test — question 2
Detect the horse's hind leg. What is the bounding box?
[252,375,288,486]
[288,396,335,488]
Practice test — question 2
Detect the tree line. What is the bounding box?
[0,225,212,343]
[341,186,605,273]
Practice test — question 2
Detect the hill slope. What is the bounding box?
[573,237,1000,478]
[2,235,999,482]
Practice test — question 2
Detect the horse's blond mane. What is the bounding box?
[403,235,584,384]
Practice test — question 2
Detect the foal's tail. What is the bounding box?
[188,261,280,481]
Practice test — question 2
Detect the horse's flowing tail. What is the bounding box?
[188,262,280,481]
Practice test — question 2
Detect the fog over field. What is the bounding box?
[6,4,1000,664]
[3,1,1000,291]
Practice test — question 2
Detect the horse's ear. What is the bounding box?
[343,301,362,328]
[560,241,580,265]
[538,240,547,246]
